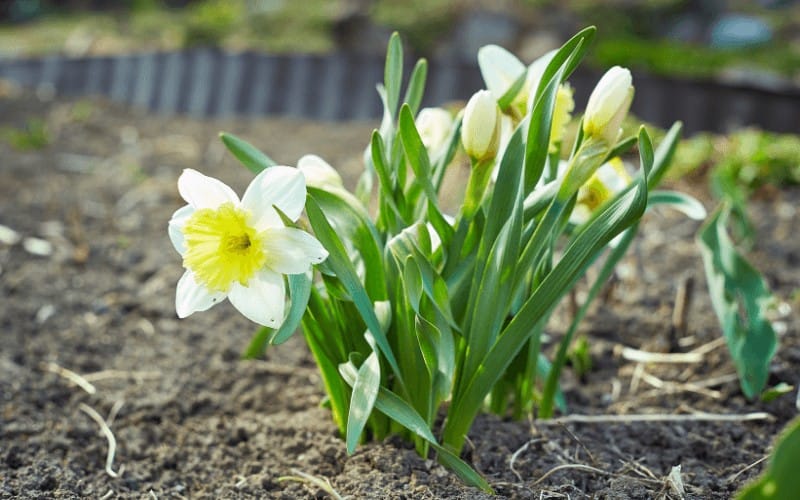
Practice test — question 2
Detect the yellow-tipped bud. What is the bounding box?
[583,66,634,145]
[462,90,502,162]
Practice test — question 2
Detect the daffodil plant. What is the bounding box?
[169,28,705,491]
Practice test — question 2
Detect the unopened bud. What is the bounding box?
[416,107,453,154]
[583,66,634,145]
[297,154,343,191]
[462,90,501,162]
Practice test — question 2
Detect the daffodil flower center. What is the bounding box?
[182,202,266,292]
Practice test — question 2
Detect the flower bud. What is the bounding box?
[297,154,343,191]
[462,90,502,162]
[416,107,453,154]
[583,66,634,145]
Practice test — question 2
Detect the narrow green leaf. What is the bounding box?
[525,58,569,194]
[385,32,403,119]
[648,121,682,189]
[269,272,313,345]
[531,26,596,105]
[697,205,777,398]
[540,225,638,417]
[219,132,277,174]
[604,135,637,163]
[242,326,272,360]
[445,167,648,452]
[648,190,707,220]
[497,70,528,111]
[305,196,405,390]
[346,351,381,454]
[304,316,349,436]
[403,58,428,115]
[398,104,436,201]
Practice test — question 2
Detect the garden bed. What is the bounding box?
[1,93,798,498]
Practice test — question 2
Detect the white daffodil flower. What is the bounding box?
[169,167,328,327]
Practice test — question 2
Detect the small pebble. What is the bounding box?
[0,224,21,245]
[35,304,56,324]
[22,237,53,257]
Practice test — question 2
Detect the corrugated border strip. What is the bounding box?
[0,49,797,134]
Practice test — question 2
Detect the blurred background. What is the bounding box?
[0,0,798,185]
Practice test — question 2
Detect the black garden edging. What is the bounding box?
[1,49,797,134]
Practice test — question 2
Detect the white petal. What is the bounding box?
[175,271,226,318]
[262,227,328,275]
[178,169,240,209]
[168,204,195,255]
[478,45,526,100]
[241,166,307,230]
[297,154,344,190]
[228,270,286,327]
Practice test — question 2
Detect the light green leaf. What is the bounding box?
[403,58,428,116]
[738,418,800,499]
[346,351,381,454]
[385,32,403,119]
[697,204,777,398]
[648,190,707,220]
[219,132,277,174]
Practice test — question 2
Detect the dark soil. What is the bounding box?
[1,92,798,499]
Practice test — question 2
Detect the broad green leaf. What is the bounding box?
[697,205,777,398]
[219,132,276,174]
[403,59,428,116]
[738,418,800,499]
[305,196,405,390]
[346,351,381,454]
[384,32,403,119]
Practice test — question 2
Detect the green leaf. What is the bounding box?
[346,351,381,454]
[305,196,405,391]
[531,26,596,105]
[219,132,277,174]
[540,225,637,417]
[760,383,794,403]
[525,51,572,194]
[444,152,648,452]
[697,204,777,398]
[738,418,800,499]
[648,121,682,189]
[403,58,428,115]
[385,32,403,119]
[262,273,314,345]
[648,190,707,220]
[339,364,493,493]
[398,104,436,201]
